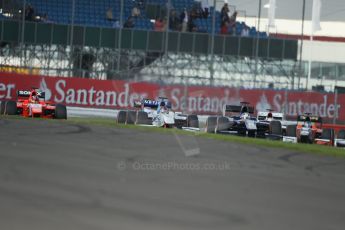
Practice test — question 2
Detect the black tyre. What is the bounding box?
[270,120,282,135]
[4,101,17,115]
[286,125,297,137]
[321,128,335,141]
[238,128,247,136]
[137,111,151,125]
[247,130,256,138]
[216,116,229,132]
[116,110,127,124]
[206,116,217,133]
[300,135,310,144]
[117,110,127,124]
[337,141,345,147]
[337,129,345,139]
[187,115,199,128]
[0,101,5,115]
[55,104,67,119]
[256,122,268,138]
[126,110,137,124]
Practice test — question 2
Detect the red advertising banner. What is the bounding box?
[0,72,344,121]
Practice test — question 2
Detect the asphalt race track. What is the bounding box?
[0,118,345,230]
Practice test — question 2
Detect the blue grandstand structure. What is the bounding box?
[1,0,266,37]
[0,0,299,89]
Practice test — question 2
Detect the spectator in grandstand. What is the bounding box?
[220,3,230,24]
[201,0,209,18]
[229,11,237,28]
[220,21,228,35]
[169,10,181,31]
[188,19,197,32]
[112,19,121,29]
[106,7,114,21]
[25,4,35,21]
[135,0,146,9]
[228,26,234,35]
[154,17,164,31]
[241,25,250,37]
[124,16,135,28]
[180,8,189,32]
[162,17,168,31]
[190,2,203,19]
[40,13,53,24]
[131,5,141,18]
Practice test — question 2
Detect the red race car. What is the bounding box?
[0,88,67,119]
[296,114,322,143]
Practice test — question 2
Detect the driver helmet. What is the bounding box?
[304,116,311,127]
[267,112,273,121]
[160,101,167,109]
[31,91,38,101]
[240,112,249,120]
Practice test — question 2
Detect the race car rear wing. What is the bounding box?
[17,90,45,99]
[297,115,322,123]
[142,99,160,108]
[224,105,254,113]
[257,111,284,121]
[134,99,172,109]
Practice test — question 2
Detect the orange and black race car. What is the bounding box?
[0,88,67,119]
[296,113,322,143]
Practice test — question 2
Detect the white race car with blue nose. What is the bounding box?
[206,102,257,136]
[118,97,199,129]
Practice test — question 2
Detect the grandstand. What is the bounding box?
[2,0,267,36]
[0,0,342,91]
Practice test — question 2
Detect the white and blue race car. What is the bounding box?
[206,102,257,136]
[117,97,199,129]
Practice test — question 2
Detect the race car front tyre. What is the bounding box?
[126,110,137,124]
[4,101,17,115]
[187,115,199,128]
[117,110,127,124]
[206,116,217,133]
[137,111,151,125]
[336,140,345,147]
[55,104,67,119]
[216,116,230,132]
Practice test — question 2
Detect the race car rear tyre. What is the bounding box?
[4,101,17,115]
[55,104,67,119]
[286,125,297,137]
[270,120,282,136]
[321,128,335,142]
[256,123,268,138]
[126,110,137,124]
[187,115,199,128]
[137,111,151,125]
[117,110,127,124]
[206,116,218,133]
[337,129,345,139]
[238,129,247,136]
[216,116,230,132]
[247,130,256,138]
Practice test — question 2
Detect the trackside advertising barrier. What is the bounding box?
[0,73,344,122]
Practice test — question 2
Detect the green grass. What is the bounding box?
[65,117,345,158]
[2,115,345,157]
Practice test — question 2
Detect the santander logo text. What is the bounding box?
[0,73,343,120]
[54,79,147,107]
